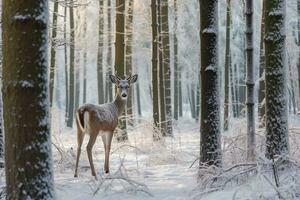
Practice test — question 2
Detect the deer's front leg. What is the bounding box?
[102,132,113,173]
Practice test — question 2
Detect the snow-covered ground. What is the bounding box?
[1,116,300,199]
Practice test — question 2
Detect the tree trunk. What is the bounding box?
[64,5,69,123]
[97,0,105,104]
[223,0,231,131]
[158,0,167,135]
[151,0,160,139]
[2,0,55,198]
[161,0,172,136]
[49,0,59,106]
[199,0,221,166]
[126,0,134,124]
[67,2,75,128]
[297,0,300,110]
[74,10,81,114]
[0,82,3,168]
[83,13,87,104]
[265,0,289,159]
[106,0,113,103]
[258,0,266,128]
[179,68,183,117]
[115,0,128,141]
[173,0,179,120]
[136,81,142,116]
[245,0,255,161]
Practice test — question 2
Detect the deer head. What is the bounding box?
[109,73,138,100]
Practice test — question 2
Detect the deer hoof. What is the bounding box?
[105,170,109,174]
[74,174,78,178]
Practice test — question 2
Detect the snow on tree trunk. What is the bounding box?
[64,5,69,123]
[297,0,300,110]
[106,0,113,103]
[258,0,266,128]
[265,0,289,159]
[173,0,179,120]
[97,0,105,104]
[245,0,255,161]
[67,2,75,128]
[158,0,167,136]
[83,10,88,104]
[0,79,3,168]
[199,0,221,166]
[49,0,59,107]
[115,0,128,141]
[151,0,160,139]
[2,0,55,198]
[161,0,173,136]
[223,0,231,131]
[126,0,134,124]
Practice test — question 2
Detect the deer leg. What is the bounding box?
[74,129,85,177]
[86,134,97,177]
[103,132,113,173]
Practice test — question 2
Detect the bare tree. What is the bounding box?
[49,0,59,106]
[245,0,255,161]
[2,0,55,198]
[199,0,221,166]
[265,0,289,159]
[151,0,160,138]
[115,0,128,141]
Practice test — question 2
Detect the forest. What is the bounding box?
[0,0,300,199]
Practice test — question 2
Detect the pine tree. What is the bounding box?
[265,0,289,159]
[115,0,128,141]
[245,0,255,161]
[49,0,59,107]
[2,0,55,198]
[199,0,221,166]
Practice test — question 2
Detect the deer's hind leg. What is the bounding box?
[74,126,85,177]
[86,132,98,177]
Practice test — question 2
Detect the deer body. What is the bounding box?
[74,74,138,178]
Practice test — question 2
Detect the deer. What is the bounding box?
[74,73,138,178]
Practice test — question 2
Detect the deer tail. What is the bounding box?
[76,110,85,133]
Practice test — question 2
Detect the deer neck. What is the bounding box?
[113,94,127,116]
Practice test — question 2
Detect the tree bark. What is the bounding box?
[49,0,59,106]
[83,11,87,104]
[2,0,55,198]
[74,10,81,115]
[67,1,75,128]
[97,0,105,104]
[151,0,160,139]
[297,0,300,109]
[158,0,167,135]
[64,5,69,123]
[161,0,172,136]
[223,0,231,131]
[115,0,128,141]
[258,0,266,128]
[0,80,3,168]
[199,0,221,166]
[173,0,179,120]
[106,0,113,103]
[265,0,289,159]
[245,0,255,161]
[126,0,134,123]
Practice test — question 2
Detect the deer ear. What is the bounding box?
[129,74,138,84]
[109,75,119,84]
